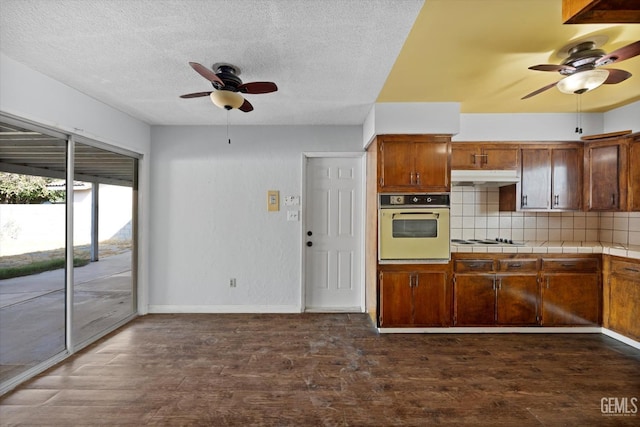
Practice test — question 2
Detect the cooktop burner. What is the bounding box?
[451,238,525,246]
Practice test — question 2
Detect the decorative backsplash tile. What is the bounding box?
[450,187,636,244]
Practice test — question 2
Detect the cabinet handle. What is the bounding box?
[624,267,640,273]
[479,154,488,165]
[561,263,575,268]
[611,194,616,206]
[554,195,559,206]
[546,277,550,289]
[522,195,528,207]
[509,263,522,268]
[416,172,420,185]
[497,278,502,290]
[472,154,477,165]
[492,276,497,291]
[415,275,419,288]
[410,172,414,185]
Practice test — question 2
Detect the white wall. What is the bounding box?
[148,125,362,312]
[604,101,640,133]
[0,53,151,313]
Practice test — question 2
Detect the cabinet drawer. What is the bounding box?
[454,259,494,272]
[542,258,599,272]
[611,259,640,278]
[497,259,538,272]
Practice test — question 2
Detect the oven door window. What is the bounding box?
[392,217,438,238]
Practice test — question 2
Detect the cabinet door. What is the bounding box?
[413,272,450,326]
[542,274,600,326]
[414,140,450,191]
[629,141,640,211]
[379,140,415,189]
[451,145,481,169]
[609,275,640,341]
[379,271,413,327]
[520,149,551,210]
[588,144,620,210]
[454,274,496,326]
[483,147,519,170]
[496,275,539,325]
[552,148,582,210]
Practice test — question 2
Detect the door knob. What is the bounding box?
[307,231,313,236]
[306,241,313,247]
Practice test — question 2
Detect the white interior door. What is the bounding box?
[304,156,363,311]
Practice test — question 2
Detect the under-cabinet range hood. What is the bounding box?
[451,169,519,187]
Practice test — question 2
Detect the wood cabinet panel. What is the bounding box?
[413,272,450,326]
[607,257,640,341]
[542,258,599,272]
[379,271,413,327]
[552,148,582,210]
[541,274,600,326]
[414,140,449,191]
[454,274,496,326]
[588,144,621,210]
[454,259,494,272]
[497,259,538,272]
[378,135,450,192]
[496,275,539,325]
[521,149,551,209]
[451,143,519,170]
[378,266,451,327]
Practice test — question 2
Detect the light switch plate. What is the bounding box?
[284,195,300,206]
[267,190,279,212]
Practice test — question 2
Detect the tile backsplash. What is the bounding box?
[451,187,639,245]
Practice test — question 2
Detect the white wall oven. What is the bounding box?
[379,194,450,263]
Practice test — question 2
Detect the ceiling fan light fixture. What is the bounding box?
[210,90,244,110]
[557,69,609,95]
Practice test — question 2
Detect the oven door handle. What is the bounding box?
[391,212,440,219]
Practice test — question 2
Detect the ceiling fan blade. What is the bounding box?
[238,99,254,112]
[189,62,225,86]
[179,91,213,99]
[603,68,632,84]
[238,81,278,94]
[528,64,576,73]
[596,40,640,66]
[521,81,559,100]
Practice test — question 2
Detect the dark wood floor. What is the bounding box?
[1,313,639,426]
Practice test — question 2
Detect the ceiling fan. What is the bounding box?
[522,40,640,99]
[180,62,278,112]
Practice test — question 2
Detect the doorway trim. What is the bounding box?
[301,152,366,312]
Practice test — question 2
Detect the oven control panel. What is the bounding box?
[380,193,450,207]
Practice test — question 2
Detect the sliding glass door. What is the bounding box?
[0,117,139,392]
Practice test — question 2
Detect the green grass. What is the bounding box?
[0,258,90,280]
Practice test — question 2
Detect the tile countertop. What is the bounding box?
[450,241,640,261]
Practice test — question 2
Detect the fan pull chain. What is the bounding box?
[575,94,582,134]
[227,109,231,144]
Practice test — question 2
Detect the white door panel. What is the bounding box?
[304,156,362,311]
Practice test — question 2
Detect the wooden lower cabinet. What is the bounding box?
[541,274,600,325]
[606,257,640,341]
[539,257,601,326]
[453,273,538,326]
[378,266,450,327]
[496,275,539,325]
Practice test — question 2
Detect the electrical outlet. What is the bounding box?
[230,278,236,288]
[287,210,299,221]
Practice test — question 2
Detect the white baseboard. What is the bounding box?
[148,305,301,314]
[602,328,640,350]
[378,327,602,334]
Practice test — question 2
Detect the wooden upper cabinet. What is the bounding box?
[451,143,519,170]
[520,148,551,210]
[583,134,640,212]
[519,145,583,211]
[552,148,583,210]
[378,135,450,192]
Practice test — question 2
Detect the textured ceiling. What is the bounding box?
[0,0,639,127]
[0,0,422,126]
